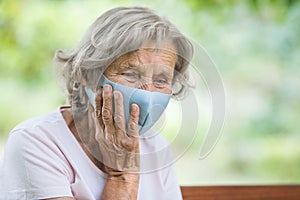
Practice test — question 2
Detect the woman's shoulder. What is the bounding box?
[3,108,72,163]
[5,108,69,149]
[10,108,63,134]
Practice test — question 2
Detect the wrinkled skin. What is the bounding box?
[97,42,177,174]
[61,42,177,200]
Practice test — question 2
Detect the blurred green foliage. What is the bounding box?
[0,0,299,185]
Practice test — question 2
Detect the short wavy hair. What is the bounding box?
[54,6,194,107]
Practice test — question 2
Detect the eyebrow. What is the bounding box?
[126,64,147,73]
[123,59,174,78]
[115,63,143,73]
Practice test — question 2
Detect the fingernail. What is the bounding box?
[97,88,102,95]
[104,84,110,92]
[132,104,138,112]
[113,91,118,100]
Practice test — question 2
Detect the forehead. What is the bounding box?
[110,42,177,69]
[136,42,177,64]
[134,49,177,67]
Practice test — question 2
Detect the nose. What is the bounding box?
[138,78,155,92]
[139,83,155,92]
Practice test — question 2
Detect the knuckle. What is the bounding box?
[130,112,136,119]
[130,108,137,116]
[95,110,101,118]
[130,111,139,122]
[102,109,111,121]
[121,138,132,149]
[114,115,122,123]
[128,121,137,131]
[130,104,139,115]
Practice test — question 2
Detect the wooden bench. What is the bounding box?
[181,185,300,200]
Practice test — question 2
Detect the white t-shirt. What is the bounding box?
[0,108,182,200]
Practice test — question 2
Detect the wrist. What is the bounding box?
[107,172,140,183]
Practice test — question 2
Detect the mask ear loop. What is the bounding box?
[84,87,95,108]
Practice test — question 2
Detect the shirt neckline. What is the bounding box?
[56,106,107,178]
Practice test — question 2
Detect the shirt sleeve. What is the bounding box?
[0,129,74,200]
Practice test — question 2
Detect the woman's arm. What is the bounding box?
[101,174,139,200]
[95,85,140,200]
[43,174,139,200]
[59,85,140,200]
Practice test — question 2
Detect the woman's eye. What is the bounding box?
[156,79,167,84]
[154,79,168,87]
[121,72,140,81]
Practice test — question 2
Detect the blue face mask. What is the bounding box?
[85,76,171,135]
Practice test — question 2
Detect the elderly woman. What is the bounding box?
[0,7,193,200]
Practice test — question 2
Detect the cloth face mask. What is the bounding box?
[85,76,171,135]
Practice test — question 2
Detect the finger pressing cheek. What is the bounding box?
[102,85,113,124]
[128,104,139,137]
[113,91,126,133]
[95,88,103,123]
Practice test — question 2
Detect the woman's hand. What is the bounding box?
[94,84,140,175]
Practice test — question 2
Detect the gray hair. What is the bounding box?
[54,6,194,108]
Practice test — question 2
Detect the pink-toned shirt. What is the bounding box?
[0,108,182,200]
